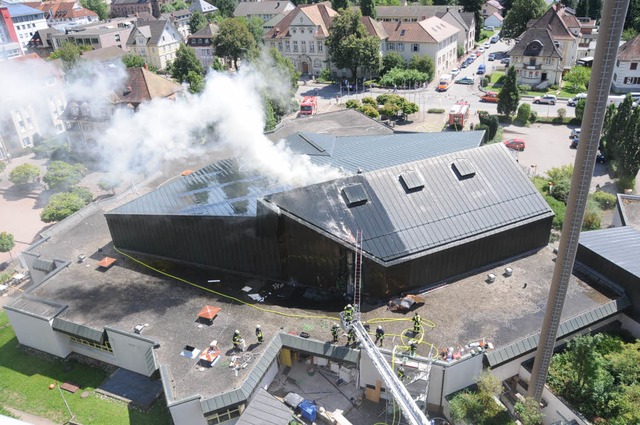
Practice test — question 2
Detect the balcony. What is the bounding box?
[524,64,542,70]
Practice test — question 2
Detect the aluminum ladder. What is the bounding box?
[351,321,430,425]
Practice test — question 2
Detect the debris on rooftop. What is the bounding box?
[387,294,425,312]
[97,256,117,269]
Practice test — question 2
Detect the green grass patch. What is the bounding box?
[427,108,445,113]
[534,117,580,125]
[0,406,17,418]
[0,311,170,425]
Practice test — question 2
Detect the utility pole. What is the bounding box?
[527,0,630,401]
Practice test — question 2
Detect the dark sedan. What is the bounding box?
[455,76,475,85]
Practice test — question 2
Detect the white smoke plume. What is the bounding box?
[2,53,344,188]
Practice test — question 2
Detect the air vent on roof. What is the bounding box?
[399,170,425,192]
[341,184,368,207]
[451,158,476,180]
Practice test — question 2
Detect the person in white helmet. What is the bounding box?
[343,304,354,322]
[232,330,242,350]
[256,325,264,343]
[375,325,385,346]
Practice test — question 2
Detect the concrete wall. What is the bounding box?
[621,313,640,337]
[169,396,207,425]
[4,309,71,358]
[106,327,158,376]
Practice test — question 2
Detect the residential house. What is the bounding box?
[382,17,459,78]
[64,66,182,151]
[375,6,474,54]
[23,0,98,31]
[435,7,475,54]
[1,5,22,60]
[575,16,597,59]
[0,54,66,159]
[263,2,337,76]
[1,1,47,49]
[484,12,503,28]
[110,0,166,19]
[81,45,127,67]
[234,1,294,22]
[482,0,503,19]
[126,19,182,70]
[186,22,219,70]
[189,0,217,15]
[508,28,563,88]
[611,34,640,94]
[162,9,191,40]
[50,19,134,51]
[27,28,61,58]
[521,4,578,72]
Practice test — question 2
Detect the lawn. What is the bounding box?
[485,71,578,98]
[0,311,171,425]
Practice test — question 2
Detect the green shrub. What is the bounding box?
[9,163,40,185]
[479,114,499,140]
[345,99,361,109]
[575,99,586,121]
[616,175,636,192]
[475,124,490,143]
[516,103,532,124]
[518,84,532,92]
[481,77,490,87]
[557,108,567,119]
[69,186,93,204]
[358,105,380,119]
[545,195,566,229]
[589,191,617,210]
[40,192,86,223]
[529,110,538,123]
[550,84,559,91]
[427,108,445,113]
[582,198,602,230]
[379,67,429,88]
[318,67,332,82]
[362,97,377,106]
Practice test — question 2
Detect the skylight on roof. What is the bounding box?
[399,170,425,192]
[451,159,476,180]
[400,29,406,36]
[341,184,368,207]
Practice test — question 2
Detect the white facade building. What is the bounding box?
[612,34,640,94]
[1,1,47,49]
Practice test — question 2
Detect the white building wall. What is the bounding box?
[105,327,158,376]
[4,310,71,358]
[169,397,208,425]
[612,59,640,93]
[12,14,47,49]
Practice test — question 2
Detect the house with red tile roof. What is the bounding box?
[23,0,98,31]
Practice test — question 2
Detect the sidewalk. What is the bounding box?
[3,407,59,425]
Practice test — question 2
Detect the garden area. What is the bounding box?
[547,331,640,424]
[0,311,171,424]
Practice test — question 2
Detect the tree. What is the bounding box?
[408,55,435,82]
[80,0,108,20]
[49,42,88,72]
[43,161,87,191]
[170,44,204,83]
[40,192,87,223]
[576,0,589,17]
[0,160,6,174]
[381,52,406,76]
[122,53,146,68]
[0,232,15,259]
[326,9,381,81]
[189,11,207,34]
[331,0,348,10]
[212,0,235,17]
[514,397,543,425]
[575,98,586,121]
[70,186,93,204]
[460,0,484,41]
[516,103,532,124]
[186,70,205,94]
[98,178,121,195]
[213,18,257,69]
[500,0,547,39]
[605,95,634,161]
[497,66,520,117]
[588,0,602,20]
[360,0,376,18]
[9,164,40,185]
[239,16,265,46]
[564,66,591,93]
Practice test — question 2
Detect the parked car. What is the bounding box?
[596,151,606,163]
[488,53,496,61]
[570,138,579,149]
[490,35,500,43]
[455,76,475,85]
[501,57,511,65]
[504,138,526,151]
[480,91,499,102]
[570,128,581,139]
[461,61,469,68]
[493,51,507,60]
[451,68,460,76]
[484,25,495,31]
[484,42,491,48]
[477,64,486,75]
[533,94,557,105]
[478,47,485,53]
[567,93,587,106]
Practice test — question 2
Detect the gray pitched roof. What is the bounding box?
[234,1,294,17]
[265,144,554,265]
[436,9,470,31]
[236,388,293,425]
[126,20,173,46]
[509,28,562,58]
[108,131,485,218]
[189,0,217,14]
[485,297,630,367]
[578,226,640,280]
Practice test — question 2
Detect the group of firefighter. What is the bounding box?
[231,305,423,380]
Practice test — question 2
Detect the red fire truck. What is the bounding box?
[299,96,318,116]
[448,101,470,127]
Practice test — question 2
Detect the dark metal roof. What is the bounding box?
[236,388,293,425]
[52,317,105,343]
[578,226,640,279]
[109,131,485,218]
[266,144,554,264]
[485,296,630,367]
